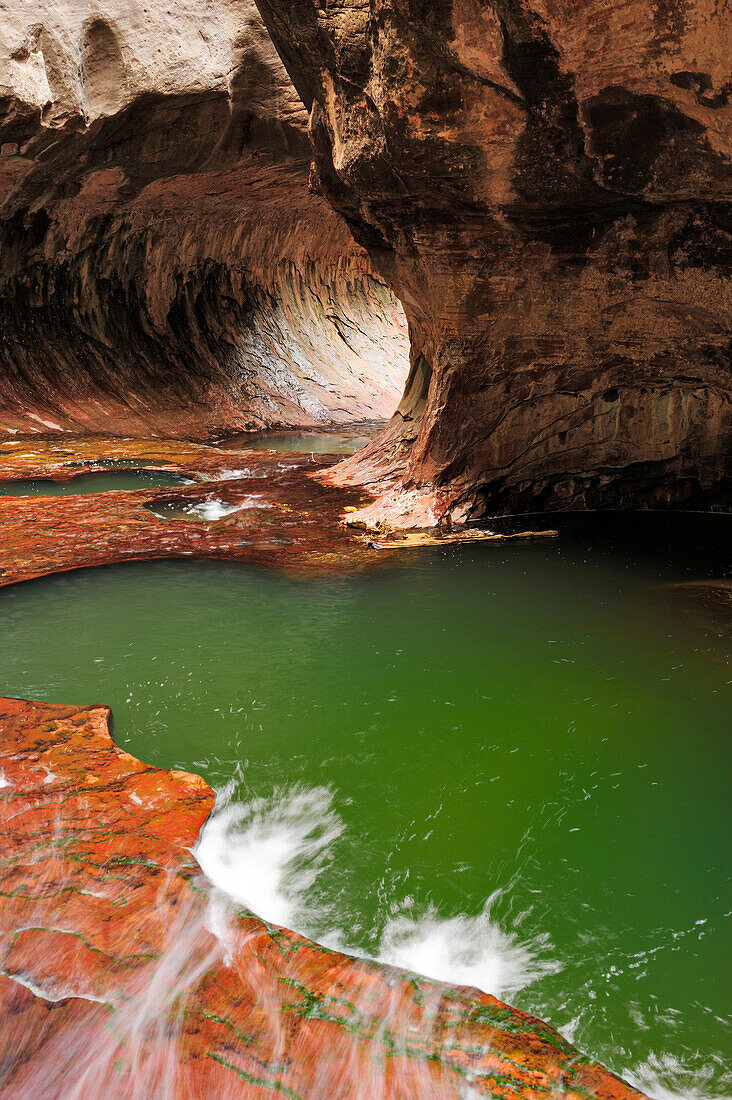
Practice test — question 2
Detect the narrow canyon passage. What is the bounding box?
[0,3,410,440]
[3,0,729,517]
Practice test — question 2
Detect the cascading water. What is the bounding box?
[0,752,599,1100]
[195,782,559,1000]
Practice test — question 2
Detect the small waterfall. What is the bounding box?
[1,775,587,1099]
[0,789,577,1099]
[195,783,559,998]
[377,898,559,997]
[195,783,344,933]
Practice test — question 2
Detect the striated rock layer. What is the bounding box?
[0,695,646,1098]
[0,3,408,438]
[257,0,732,520]
[0,435,555,586]
[3,1,729,513]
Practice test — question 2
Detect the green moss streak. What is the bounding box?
[205,1052,303,1099]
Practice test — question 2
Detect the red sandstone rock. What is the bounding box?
[257,0,731,518]
[0,4,408,439]
[0,696,646,1098]
[3,2,727,516]
[0,438,378,583]
[0,436,558,584]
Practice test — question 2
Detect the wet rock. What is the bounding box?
[0,695,647,1098]
[0,436,384,584]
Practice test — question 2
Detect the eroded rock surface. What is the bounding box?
[256,0,731,519]
[0,2,408,438]
[3,1,728,513]
[0,696,646,1098]
[0,436,378,583]
[0,435,557,584]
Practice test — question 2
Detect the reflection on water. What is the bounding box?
[217,421,382,454]
[1,512,730,1096]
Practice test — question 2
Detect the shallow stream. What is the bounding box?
[2,492,729,1097]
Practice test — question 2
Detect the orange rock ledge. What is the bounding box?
[0,696,645,1099]
[0,436,556,587]
[0,438,378,584]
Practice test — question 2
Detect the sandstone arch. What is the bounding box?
[255,0,732,522]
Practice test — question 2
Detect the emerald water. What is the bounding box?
[0,470,192,495]
[1,513,729,1098]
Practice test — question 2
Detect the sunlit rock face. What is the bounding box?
[0,2,409,438]
[257,0,731,518]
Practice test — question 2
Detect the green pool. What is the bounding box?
[0,469,193,495]
[219,424,380,454]
[1,512,729,1099]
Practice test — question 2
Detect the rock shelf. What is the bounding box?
[0,696,645,1099]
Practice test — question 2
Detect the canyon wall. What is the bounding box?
[2,0,729,513]
[0,1,408,438]
[256,0,731,518]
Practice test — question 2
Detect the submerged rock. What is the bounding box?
[0,695,646,1098]
[662,579,732,633]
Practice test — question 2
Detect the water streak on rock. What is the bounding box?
[0,696,646,1098]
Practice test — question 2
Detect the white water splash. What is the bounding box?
[183,495,272,520]
[378,896,559,998]
[626,1052,732,1100]
[215,467,265,480]
[196,785,555,1000]
[183,499,241,520]
[195,784,343,931]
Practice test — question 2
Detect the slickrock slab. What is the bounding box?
[0,438,378,584]
[0,696,645,1098]
[0,437,556,586]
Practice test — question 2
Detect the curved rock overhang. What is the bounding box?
[255,0,732,519]
[0,3,409,439]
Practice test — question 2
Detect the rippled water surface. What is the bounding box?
[2,511,730,1097]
